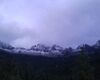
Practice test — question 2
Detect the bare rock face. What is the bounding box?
[30,44,64,56]
[31,44,50,52]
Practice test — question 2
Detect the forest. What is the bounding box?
[0,46,100,80]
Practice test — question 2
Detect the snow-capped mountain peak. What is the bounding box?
[1,40,100,57]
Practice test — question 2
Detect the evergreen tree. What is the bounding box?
[70,48,95,80]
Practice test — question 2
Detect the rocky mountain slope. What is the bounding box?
[0,40,100,57]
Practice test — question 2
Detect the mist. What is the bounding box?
[0,0,100,48]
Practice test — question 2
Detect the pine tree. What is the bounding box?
[70,48,95,80]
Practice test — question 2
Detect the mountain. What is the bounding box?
[0,41,14,50]
[31,44,50,52]
[0,40,100,57]
[0,40,100,80]
[0,42,64,57]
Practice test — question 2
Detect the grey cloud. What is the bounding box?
[0,17,37,47]
[0,0,100,48]
[41,0,100,47]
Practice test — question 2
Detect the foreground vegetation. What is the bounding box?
[0,48,100,80]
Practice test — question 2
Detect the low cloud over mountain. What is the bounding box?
[0,0,100,48]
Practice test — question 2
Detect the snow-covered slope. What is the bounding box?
[0,42,64,57]
[0,40,100,57]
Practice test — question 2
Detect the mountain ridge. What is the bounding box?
[0,40,100,57]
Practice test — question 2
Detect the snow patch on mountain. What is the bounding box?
[0,40,100,57]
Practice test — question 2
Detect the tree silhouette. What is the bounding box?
[70,48,95,80]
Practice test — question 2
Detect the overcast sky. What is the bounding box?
[0,0,100,48]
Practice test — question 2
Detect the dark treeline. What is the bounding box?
[0,48,100,80]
